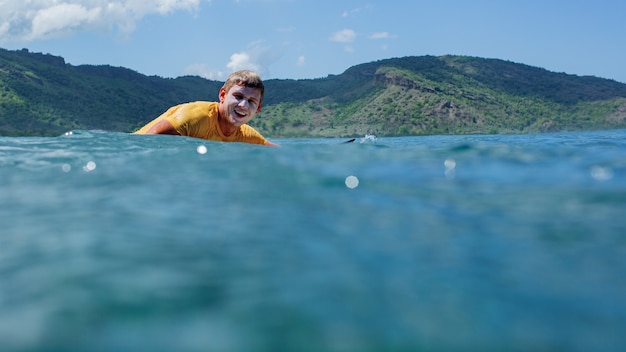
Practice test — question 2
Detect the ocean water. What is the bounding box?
[1,129,625,351]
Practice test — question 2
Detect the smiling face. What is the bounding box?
[217,83,263,135]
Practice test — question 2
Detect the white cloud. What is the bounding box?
[341,7,362,18]
[296,55,305,66]
[181,43,282,80]
[0,0,204,41]
[30,3,102,39]
[227,52,261,72]
[226,42,282,77]
[0,21,10,38]
[370,32,389,39]
[329,29,356,43]
[182,64,225,80]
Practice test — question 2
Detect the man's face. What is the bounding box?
[219,84,262,127]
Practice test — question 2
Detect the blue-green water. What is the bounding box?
[1,130,625,351]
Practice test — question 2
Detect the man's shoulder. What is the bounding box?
[180,101,218,111]
[184,101,217,106]
[174,101,218,119]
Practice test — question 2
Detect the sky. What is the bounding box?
[1,0,625,83]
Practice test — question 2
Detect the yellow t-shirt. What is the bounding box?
[134,101,269,145]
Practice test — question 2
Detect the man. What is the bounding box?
[134,70,277,146]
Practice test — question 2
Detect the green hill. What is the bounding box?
[2,47,625,137]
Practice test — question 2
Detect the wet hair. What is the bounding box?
[222,70,265,104]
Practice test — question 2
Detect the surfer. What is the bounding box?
[134,70,277,146]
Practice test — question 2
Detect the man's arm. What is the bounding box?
[144,120,180,135]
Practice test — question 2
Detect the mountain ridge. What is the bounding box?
[1,47,625,137]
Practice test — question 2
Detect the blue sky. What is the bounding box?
[1,0,625,83]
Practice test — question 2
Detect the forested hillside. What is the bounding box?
[2,47,626,137]
[0,48,221,136]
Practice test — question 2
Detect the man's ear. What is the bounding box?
[256,102,263,113]
[218,87,226,102]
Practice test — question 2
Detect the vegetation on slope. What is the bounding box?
[256,56,626,137]
[0,48,220,136]
[1,48,625,137]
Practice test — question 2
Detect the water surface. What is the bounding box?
[1,130,625,351]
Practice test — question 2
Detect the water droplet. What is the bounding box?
[197,145,208,155]
[444,159,456,179]
[591,166,613,181]
[83,161,96,172]
[345,175,359,189]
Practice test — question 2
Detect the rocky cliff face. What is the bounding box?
[374,68,439,94]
